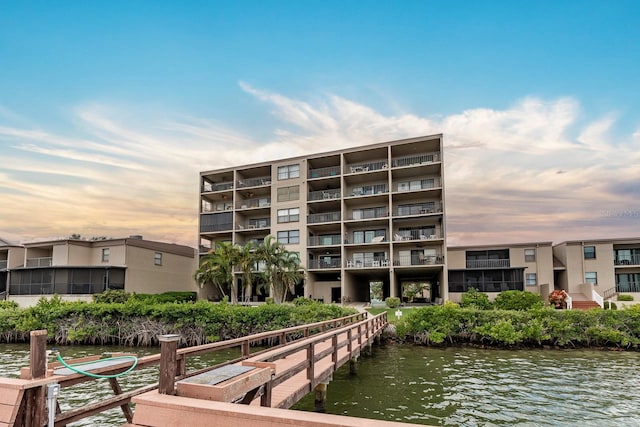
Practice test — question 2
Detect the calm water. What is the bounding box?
[1,343,639,426]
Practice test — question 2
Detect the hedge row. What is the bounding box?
[0,296,357,346]
[399,303,640,349]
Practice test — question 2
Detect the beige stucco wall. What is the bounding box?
[123,245,199,294]
[9,295,93,308]
[557,242,616,294]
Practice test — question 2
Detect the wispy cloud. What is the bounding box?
[1,87,638,247]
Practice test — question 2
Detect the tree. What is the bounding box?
[255,235,303,303]
[194,241,239,303]
[236,241,256,302]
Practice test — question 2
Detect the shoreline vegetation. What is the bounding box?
[0,292,357,347]
[382,290,640,350]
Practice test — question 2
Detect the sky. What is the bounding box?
[1,0,639,248]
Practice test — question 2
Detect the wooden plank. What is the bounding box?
[0,387,21,406]
[0,404,16,423]
[176,368,271,402]
[179,365,254,386]
[53,358,135,376]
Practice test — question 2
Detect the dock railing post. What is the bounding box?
[158,334,181,395]
[29,329,48,379]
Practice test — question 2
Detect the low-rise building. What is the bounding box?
[1,236,199,306]
[447,242,554,302]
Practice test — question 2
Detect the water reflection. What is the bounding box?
[2,343,640,426]
[293,345,640,426]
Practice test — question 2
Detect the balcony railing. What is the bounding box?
[349,208,388,220]
[26,257,52,267]
[391,152,439,167]
[346,258,389,268]
[0,260,7,270]
[394,254,444,266]
[200,223,233,233]
[308,211,341,224]
[308,258,342,269]
[237,176,271,188]
[616,282,640,293]
[466,259,511,268]
[394,202,442,216]
[308,235,342,246]
[393,231,441,241]
[348,184,388,197]
[202,204,233,213]
[202,181,234,192]
[614,254,640,265]
[346,160,388,174]
[308,189,341,201]
[237,197,271,209]
[448,281,524,293]
[395,177,441,192]
[237,219,270,230]
[309,166,340,179]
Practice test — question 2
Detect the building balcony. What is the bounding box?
[394,254,444,266]
[614,254,640,266]
[346,258,389,268]
[237,219,270,230]
[202,181,234,192]
[308,235,342,246]
[308,258,342,269]
[346,160,388,174]
[391,152,439,167]
[309,166,340,179]
[236,197,271,209]
[200,223,233,233]
[308,189,341,201]
[308,212,341,224]
[393,202,442,216]
[237,176,271,188]
[395,177,441,192]
[348,208,388,221]
[26,257,52,268]
[347,184,388,197]
[393,231,441,242]
[465,259,511,269]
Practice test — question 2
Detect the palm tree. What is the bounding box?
[194,241,239,303]
[236,241,256,302]
[256,235,303,303]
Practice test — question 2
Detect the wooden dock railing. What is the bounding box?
[0,312,370,427]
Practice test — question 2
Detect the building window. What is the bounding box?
[525,273,537,286]
[277,185,300,202]
[278,164,300,180]
[102,248,110,262]
[584,246,596,259]
[277,230,300,244]
[524,249,536,262]
[277,208,300,223]
[353,229,385,244]
[585,272,597,285]
[154,252,163,266]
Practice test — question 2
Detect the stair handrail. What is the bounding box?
[565,293,572,310]
[592,289,604,308]
[602,286,618,301]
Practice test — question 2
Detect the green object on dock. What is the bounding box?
[55,354,138,379]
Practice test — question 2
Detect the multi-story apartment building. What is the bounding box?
[0,236,199,306]
[447,242,555,301]
[553,237,640,301]
[199,135,447,304]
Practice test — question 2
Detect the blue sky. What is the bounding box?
[1,0,639,246]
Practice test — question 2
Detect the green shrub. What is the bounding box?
[132,291,197,304]
[617,295,634,301]
[265,297,275,305]
[293,297,315,306]
[460,288,492,310]
[604,301,618,310]
[385,297,400,308]
[0,301,19,310]
[93,289,132,304]
[493,290,543,311]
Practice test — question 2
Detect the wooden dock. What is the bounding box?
[0,312,425,427]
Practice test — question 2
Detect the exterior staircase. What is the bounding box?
[570,300,601,310]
